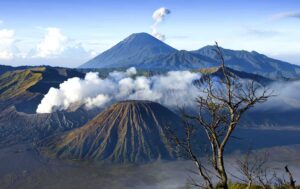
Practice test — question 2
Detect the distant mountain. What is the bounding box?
[193,46,300,79]
[79,32,177,69]
[138,50,218,70]
[197,66,273,86]
[241,107,300,129]
[0,66,85,113]
[80,33,300,79]
[40,100,182,163]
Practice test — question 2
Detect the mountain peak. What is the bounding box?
[79,33,177,69]
[121,32,173,48]
[124,32,157,41]
[79,34,300,78]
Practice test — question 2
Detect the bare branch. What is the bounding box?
[166,42,273,189]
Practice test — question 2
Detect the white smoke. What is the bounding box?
[36,67,201,113]
[151,7,171,41]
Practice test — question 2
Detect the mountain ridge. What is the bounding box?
[79,32,300,79]
[193,45,300,79]
[0,66,85,113]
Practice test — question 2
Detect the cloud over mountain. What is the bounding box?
[260,80,300,110]
[36,67,201,113]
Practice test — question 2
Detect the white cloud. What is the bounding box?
[0,27,93,66]
[0,29,18,60]
[245,29,280,38]
[0,20,3,25]
[257,81,300,110]
[0,29,15,46]
[272,12,300,20]
[0,27,95,67]
[34,27,68,58]
[0,51,13,60]
[28,27,94,66]
[36,67,201,113]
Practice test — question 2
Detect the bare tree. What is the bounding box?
[285,165,296,189]
[233,150,272,189]
[235,151,260,188]
[256,167,275,189]
[168,42,273,189]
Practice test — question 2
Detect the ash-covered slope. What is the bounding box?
[41,100,182,163]
[0,106,98,147]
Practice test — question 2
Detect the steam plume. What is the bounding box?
[36,67,201,113]
[151,7,171,41]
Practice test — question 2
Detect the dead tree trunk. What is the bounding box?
[167,42,272,189]
[285,165,296,189]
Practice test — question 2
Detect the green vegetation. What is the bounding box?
[0,66,84,113]
[184,182,300,189]
[196,67,220,74]
[0,67,45,100]
[226,183,300,189]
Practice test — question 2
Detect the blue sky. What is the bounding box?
[0,0,299,67]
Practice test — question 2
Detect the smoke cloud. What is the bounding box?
[151,7,171,41]
[36,67,201,113]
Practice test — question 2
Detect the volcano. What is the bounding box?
[79,32,177,69]
[79,33,300,79]
[41,100,182,163]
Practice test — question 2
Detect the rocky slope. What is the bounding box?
[40,100,183,163]
[0,106,99,147]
